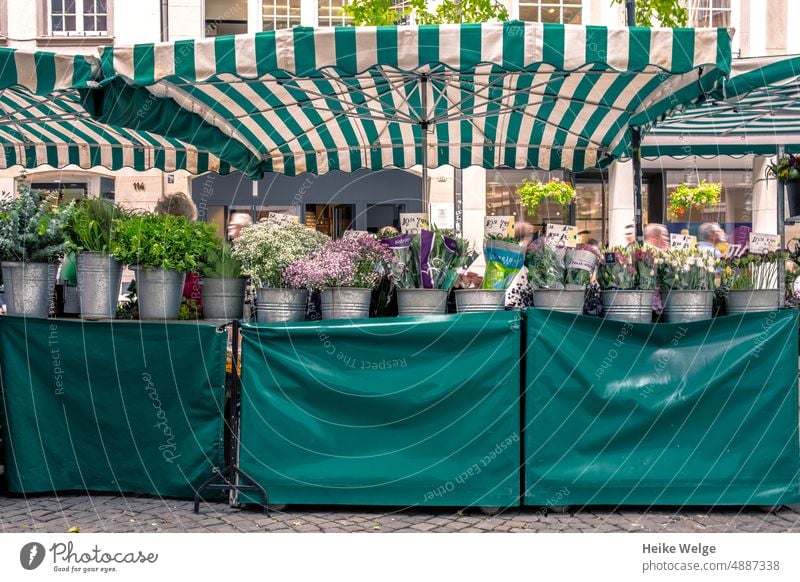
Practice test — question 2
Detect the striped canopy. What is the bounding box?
[92,22,732,177]
[642,55,800,158]
[0,48,231,174]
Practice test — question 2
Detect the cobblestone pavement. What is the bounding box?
[2,495,800,533]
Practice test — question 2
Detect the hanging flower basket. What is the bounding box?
[668,180,722,219]
[767,155,800,219]
[516,178,576,215]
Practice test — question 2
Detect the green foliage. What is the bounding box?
[115,279,139,319]
[668,180,721,219]
[611,0,688,27]
[342,0,508,25]
[517,178,576,215]
[110,213,218,273]
[178,297,203,320]
[68,197,130,254]
[0,184,73,263]
[200,242,243,279]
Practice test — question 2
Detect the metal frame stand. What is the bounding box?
[193,320,269,514]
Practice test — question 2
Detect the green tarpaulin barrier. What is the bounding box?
[524,309,800,507]
[240,312,522,507]
[0,317,226,497]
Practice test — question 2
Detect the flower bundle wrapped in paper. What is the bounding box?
[481,236,526,290]
[564,244,599,288]
[657,248,716,291]
[441,234,478,291]
[380,233,417,289]
[525,239,566,289]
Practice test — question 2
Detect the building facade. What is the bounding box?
[0,0,791,247]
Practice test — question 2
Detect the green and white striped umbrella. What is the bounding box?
[93,22,732,177]
[0,48,231,174]
[642,55,800,158]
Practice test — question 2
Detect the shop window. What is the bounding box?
[263,0,301,30]
[318,0,353,26]
[518,0,582,24]
[687,0,731,28]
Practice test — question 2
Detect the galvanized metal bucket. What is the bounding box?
[663,289,713,323]
[77,252,123,319]
[320,287,372,320]
[133,267,185,320]
[532,288,585,315]
[601,289,655,323]
[726,289,780,314]
[320,287,372,319]
[256,287,308,323]
[1,261,56,318]
[454,289,506,313]
[203,277,247,320]
[397,288,448,316]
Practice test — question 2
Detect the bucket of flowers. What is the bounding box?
[658,248,717,322]
[721,251,785,314]
[526,239,597,315]
[598,245,657,323]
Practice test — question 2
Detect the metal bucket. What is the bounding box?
[320,287,371,320]
[726,289,780,314]
[532,288,585,314]
[663,289,713,323]
[133,267,185,320]
[454,289,506,313]
[397,288,448,316]
[601,289,655,323]
[1,261,56,318]
[203,277,247,321]
[256,287,308,323]
[77,252,123,319]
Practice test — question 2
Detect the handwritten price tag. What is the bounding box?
[749,232,780,254]
[669,233,692,250]
[545,223,577,248]
[484,215,515,237]
[342,230,373,239]
[400,213,429,234]
[267,212,299,227]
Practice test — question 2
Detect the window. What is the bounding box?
[49,0,108,35]
[486,168,569,229]
[262,0,301,30]
[687,0,731,28]
[318,0,353,26]
[518,0,582,24]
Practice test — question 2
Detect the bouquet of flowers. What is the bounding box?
[657,249,716,291]
[283,235,396,290]
[720,251,786,290]
[564,244,599,288]
[598,246,637,290]
[526,239,566,289]
[634,246,659,290]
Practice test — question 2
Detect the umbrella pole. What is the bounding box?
[420,74,429,214]
[778,145,786,308]
[632,128,644,244]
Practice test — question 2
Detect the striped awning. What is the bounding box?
[92,22,732,177]
[0,47,97,94]
[642,55,800,158]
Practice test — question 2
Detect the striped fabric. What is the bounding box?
[642,55,800,158]
[0,47,97,94]
[97,22,732,177]
[0,87,229,173]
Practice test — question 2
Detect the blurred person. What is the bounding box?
[514,220,535,246]
[154,191,196,220]
[643,223,669,250]
[623,224,635,247]
[697,222,724,258]
[227,212,253,241]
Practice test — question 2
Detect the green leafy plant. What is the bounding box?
[200,242,243,279]
[0,184,73,263]
[668,180,722,219]
[110,212,218,273]
[720,252,786,290]
[115,279,138,319]
[610,0,687,27]
[179,297,203,320]
[517,179,576,216]
[68,197,130,254]
[342,0,507,25]
[767,154,800,183]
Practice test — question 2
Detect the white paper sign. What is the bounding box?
[669,233,692,250]
[484,215,516,237]
[267,212,299,227]
[724,243,746,259]
[568,249,599,272]
[749,232,780,254]
[400,213,429,234]
[430,203,455,230]
[342,230,373,239]
[545,223,577,248]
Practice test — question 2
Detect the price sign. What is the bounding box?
[400,213,429,234]
[749,232,780,254]
[544,223,577,248]
[267,212,299,227]
[484,215,515,237]
[342,230,373,239]
[669,233,692,250]
[724,243,746,259]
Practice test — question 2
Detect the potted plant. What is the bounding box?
[721,251,785,313]
[200,242,247,320]
[0,185,73,318]
[657,248,717,322]
[598,245,656,323]
[517,178,576,217]
[667,180,722,220]
[767,155,800,220]
[111,213,218,320]
[67,198,130,319]
[283,236,395,320]
[231,221,328,323]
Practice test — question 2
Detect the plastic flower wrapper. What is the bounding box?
[565,244,599,288]
[525,239,565,289]
[634,246,659,290]
[441,234,478,291]
[657,248,716,291]
[481,237,526,290]
[380,233,417,289]
[419,229,457,289]
[720,251,786,290]
[598,246,636,290]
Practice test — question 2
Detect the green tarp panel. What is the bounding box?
[524,309,800,507]
[0,317,226,497]
[239,312,522,507]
